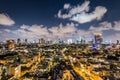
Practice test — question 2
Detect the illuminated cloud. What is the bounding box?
[6,23,78,40]
[12,24,50,39]
[64,4,70,9]
[0,22,93,41]
[113,21,120,31]
[57,1,107,24]
[89,21,120,32]
[1,21,120,41]
[0,31,2,33]
[57,1,90,19]
[89,21,112,32]
[105,33,120,42]
[71,6,107,23]
[0,13,15,26]
[88,21,120,42]
[4,29,11,33]
[49,23,77,38]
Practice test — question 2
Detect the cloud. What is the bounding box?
[105,33,120,42]
[49,23,77,38]
[64,4,70,9]
[4,29,11,32]
[88,21,120,42]
[89,21,120,32]
[1,20,120,42]
[113,21,120,31]
[57,1,107,24]
[12,24,50,39]
[71,6,107,23]
[77,29,92,36]
[4,23,77,40]
[57,1,90,19]
[89,21,112,32]
[0,22,93,41]
[0,13,15,26]
[0,29,16,41]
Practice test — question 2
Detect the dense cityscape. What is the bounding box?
[0,0,120,80]
[0,33,120,80]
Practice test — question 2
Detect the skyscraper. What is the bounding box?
[25,39,28,43]
[39,38,45,45]
[94,33,103,47]
[7,40,15,49]
[17,38,21,45]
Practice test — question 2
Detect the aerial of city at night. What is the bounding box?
[0,0,120,80]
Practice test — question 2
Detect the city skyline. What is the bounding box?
[0,0,120,41]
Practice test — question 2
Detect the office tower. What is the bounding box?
[7,39,15,49]
[39,38,45,45]
[17,38,21,44]
[25,39,27,43]
[117,40,119,45]
[94,33,103,47]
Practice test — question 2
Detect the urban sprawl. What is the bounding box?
[0,33,120,80]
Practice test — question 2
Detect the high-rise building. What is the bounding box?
[67,39,73,44]
[94,33,103,46]
[117,40,119,45]
[6,39,15,49]
[39,38,45,45]
[25,39,27,43]
[22,39,28,44]
[17,38,21,44]
[46,40,53,45]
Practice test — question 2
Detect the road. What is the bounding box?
[49,59,84,80]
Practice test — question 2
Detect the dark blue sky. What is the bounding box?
[0,0,119,27]
[0,0,120,41]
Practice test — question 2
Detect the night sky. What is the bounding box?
[0,0,120,42]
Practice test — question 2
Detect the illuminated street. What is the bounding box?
[0,0,120,80]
